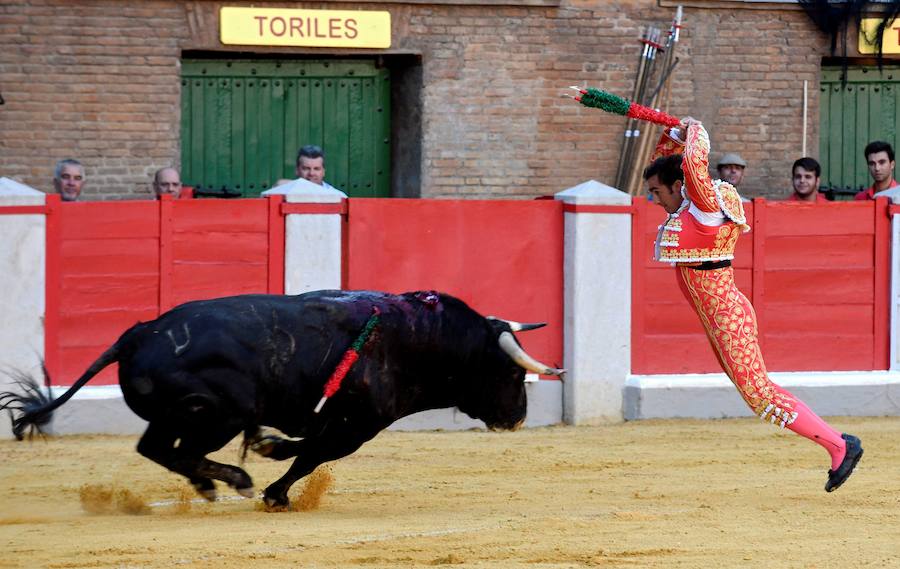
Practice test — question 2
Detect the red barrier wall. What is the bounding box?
[168,199,273,308]
[631,197,891,374]
[43,195,890,387]
[53,201,161,385]
[345,199,565,377]
[48,197,281,385]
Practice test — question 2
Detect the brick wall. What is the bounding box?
[0,0,869,200]
[680,5,827,200]
[0,1,187,200]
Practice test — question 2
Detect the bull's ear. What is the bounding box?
[486,316,546,333]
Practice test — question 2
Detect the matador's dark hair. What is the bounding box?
[643,154,684,187]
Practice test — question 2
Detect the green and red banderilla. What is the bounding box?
[314,307,381,413]
[567,86,680,128]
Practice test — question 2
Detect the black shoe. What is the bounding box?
[825,433,863,492]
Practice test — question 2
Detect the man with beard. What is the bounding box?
[53,159,85,202]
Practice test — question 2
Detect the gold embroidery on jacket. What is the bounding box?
[656,222,741,262]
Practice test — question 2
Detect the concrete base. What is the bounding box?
[47,386,147,436]
[624,371,900,420]
[25,379,564,437]
[13,371,900,436]
[390,379,563,431]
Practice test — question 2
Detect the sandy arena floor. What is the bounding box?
[1,416,897,568]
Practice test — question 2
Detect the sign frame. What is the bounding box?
[220,7,391,49]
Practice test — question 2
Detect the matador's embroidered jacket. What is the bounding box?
[651,123,750,264]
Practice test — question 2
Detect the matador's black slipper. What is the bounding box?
[825,433,863,493]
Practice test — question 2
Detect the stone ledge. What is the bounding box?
[624,371,900,420]
[390,379,562,431]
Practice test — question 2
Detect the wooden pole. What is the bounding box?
[623,6,682,195]
[617,27,661,190]
[629,73,675,196]
[802,80,808,157]
[615,28,653,190]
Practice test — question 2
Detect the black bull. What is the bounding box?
[5,290,564,508]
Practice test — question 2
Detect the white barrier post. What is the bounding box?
[555,180,632,424]
[274,179,347,294]
[0,179,47,438]
[876,187,900,370]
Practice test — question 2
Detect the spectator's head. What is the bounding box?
[295,145,326,186]
[152,167,182,199]
[791,157,821,201]
[716,153,747,187]
[644,154,685,214]
[53,159,85,202]
[865,140,895,187]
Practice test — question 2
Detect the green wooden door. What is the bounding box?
[820,66,900,198]
[181,59,391,197]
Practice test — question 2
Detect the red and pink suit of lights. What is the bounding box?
[650,122,849,473]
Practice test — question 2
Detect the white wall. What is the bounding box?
[279,182,346,294]
[0,179,47,438]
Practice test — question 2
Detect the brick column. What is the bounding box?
[0,179,47,438]
[555,180,632,424]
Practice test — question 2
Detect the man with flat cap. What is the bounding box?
[716,152,747,189]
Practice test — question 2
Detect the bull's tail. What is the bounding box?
[1,343,121,440]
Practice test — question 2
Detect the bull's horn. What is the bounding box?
[487,316,546,332]
[498,331,565,376]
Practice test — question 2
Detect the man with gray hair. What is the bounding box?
[53,158,85,201]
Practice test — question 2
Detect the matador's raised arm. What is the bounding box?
[649,122,718,213]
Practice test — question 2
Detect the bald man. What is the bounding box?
[152,167,183,199]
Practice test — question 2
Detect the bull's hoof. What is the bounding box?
[235,486,256,499]
[263,495,291,512]
[192,481,217,502]
[197,488,217,502]
[249,435,283,458]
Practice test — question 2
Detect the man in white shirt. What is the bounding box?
[262,145,344,196]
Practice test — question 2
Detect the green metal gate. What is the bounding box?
[181,59,391,197]
[820,66,900,197]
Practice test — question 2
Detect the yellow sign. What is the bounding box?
[220,7,391,48]
[859,17,900,54]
